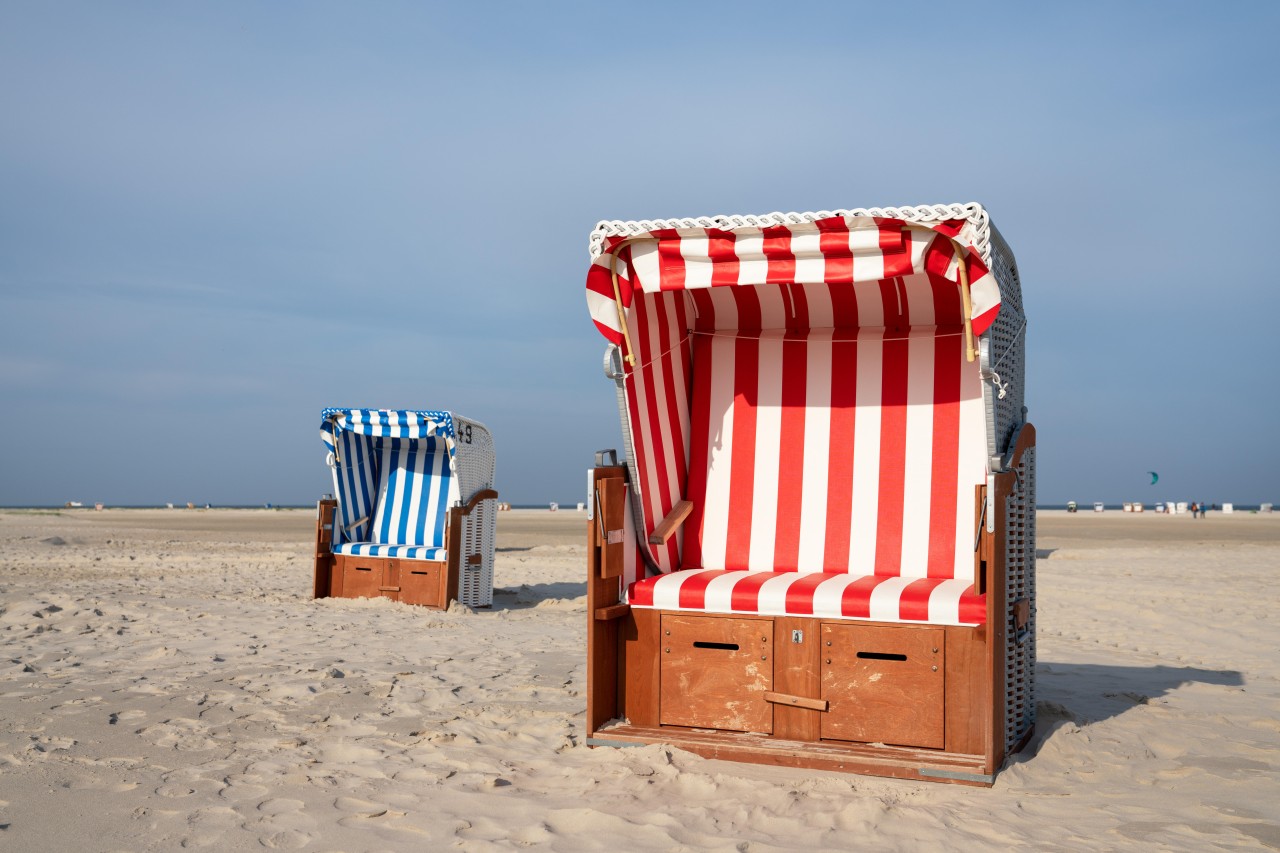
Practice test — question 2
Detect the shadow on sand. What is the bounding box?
[1011,661,1245,760]
[491,581,587,609]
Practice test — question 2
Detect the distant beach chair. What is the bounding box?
[313,408,498,609]
[581,203,1035,786]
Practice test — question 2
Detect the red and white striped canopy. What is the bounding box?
[586,215,1000,343]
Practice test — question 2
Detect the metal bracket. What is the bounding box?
[791,629,804,644]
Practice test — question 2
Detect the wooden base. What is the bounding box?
[587,724,999,786]
[328,553,449,608]
[313,498,455,610]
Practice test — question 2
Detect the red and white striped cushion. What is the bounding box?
[626,569,985,627]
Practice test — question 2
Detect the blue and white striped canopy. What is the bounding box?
[320,408,455,450]
[320,408,458,554]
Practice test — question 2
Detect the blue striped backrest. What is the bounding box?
[370,437,452,547]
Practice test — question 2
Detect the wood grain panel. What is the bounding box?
[659,614,773,734]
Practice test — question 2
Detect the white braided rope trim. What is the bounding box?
[588,202,993,266]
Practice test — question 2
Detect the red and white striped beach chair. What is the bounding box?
[583,203,1035,785]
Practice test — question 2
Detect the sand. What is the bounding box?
[1,507,1277,851]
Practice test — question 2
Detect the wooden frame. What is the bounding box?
[585,427,1036,786]
[314,488,498,610]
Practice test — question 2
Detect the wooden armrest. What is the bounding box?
[458,489,499,516]
[648,500,693,545]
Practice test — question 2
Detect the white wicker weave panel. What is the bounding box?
[588,202,994,266]
[983,223,1027,460]
[1003,446,1036,757]
[450,415,497,608]
[460,498,496,608]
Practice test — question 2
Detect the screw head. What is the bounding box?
[932,665,938,671]
[825,658,832,665]
[664,647,670,653]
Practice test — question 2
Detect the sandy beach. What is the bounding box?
[1,507,1277,851]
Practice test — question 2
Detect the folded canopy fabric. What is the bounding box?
[320,408,455,449]
[585,214,1001,344]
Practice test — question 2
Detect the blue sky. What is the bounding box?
[2,1,1277,506]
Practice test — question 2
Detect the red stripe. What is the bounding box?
[652,294,688,570]
[762,225,796,285]
[632,295,673,557]
[876,324,909,576]
[839,575,891,619]
[881,222,914,279]
[724,333,759,570]
[782,572,830,615]
[898,577,948,621]
[927,326,963,578]
[927,270,964,325]
[677,570,719,609]
[690,288,717,332]
[628,577,654,606]
[653,228,686,291]
[959,585,986,624]
[707,228,740,288]
[728,572,774,611]
[824,331,857,571]
[683,334,714,569]
[816,217,853,285]
[774,331,808,571]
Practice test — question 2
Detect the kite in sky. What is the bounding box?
[1148,471,1159,485]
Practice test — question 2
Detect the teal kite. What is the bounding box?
[1148,471,1159,485]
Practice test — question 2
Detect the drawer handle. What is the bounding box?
[856,651,907,662]
[692,641,739,651]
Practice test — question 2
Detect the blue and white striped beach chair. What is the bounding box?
[314,408,498,608]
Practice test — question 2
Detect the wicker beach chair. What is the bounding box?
[582,203,1035,785]
[313,408,498,609]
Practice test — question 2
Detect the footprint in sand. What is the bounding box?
[245,799,314,849]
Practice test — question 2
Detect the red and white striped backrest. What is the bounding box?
[681,272,987,581]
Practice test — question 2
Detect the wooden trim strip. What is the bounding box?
[763,691,829,712]
[594,603,631,622]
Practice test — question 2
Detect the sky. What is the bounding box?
[1,1,1277,507]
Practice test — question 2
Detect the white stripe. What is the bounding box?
[702,571,745,612]
[796,331,832,572]
[953,356,986,580]
[680,233,714,289]
[849,223,885,282]
[649,571,690,610]
[853,273,885,328]
[800,281,834,329]
[809,574,861,618]
[791,227,825,284]
[630,241,662,292]
[748,335,782,571]
[901,272,936,327]
[868,576,914,621]
[754,574,795,615]
[927,578,967,624]
[735,231,768,285]
[848,329,883,574]
[699,335,735,570]
[899,333,935,577]
[755,284,789,329]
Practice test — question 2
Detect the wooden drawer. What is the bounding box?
[339,555,393,600]
[821,623,944,749]
[659,614,773,734]
[399,561,445,607]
